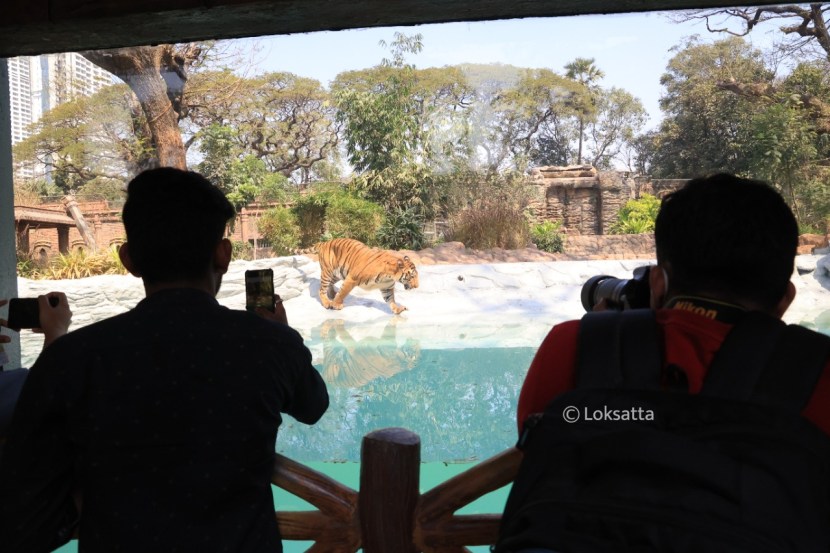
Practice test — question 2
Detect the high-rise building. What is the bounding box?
[7,52,113,179]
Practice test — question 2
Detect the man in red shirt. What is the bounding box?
[499,173,830,553]
[517,173,830,436]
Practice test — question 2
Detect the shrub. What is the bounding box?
[231,240,254,261]
[377,207,425,250]
[325,193,384,245]
[292,186,384,246]
[16,255,38,278]
[610,194,661,235]
[292,194,328,247]
[258,207,301,256]
[531,220,564,253]
[447,203,530,250]
[33,246,127,280]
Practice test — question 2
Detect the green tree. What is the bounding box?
[584,87,648,169]
[196,124,292,211]
[745,102,820,228]
[675,7,830,138]
[334,33,430,211]
[13,84,150,192]
[651,37,772,178]
[564,57,604,165]
[491,68,586,172]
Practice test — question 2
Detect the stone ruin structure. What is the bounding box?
[527,165,638,235]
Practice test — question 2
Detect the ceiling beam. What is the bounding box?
[1,0,792,57]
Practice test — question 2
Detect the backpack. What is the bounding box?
[495,309,830,553]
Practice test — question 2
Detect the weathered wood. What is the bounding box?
[62,195,98,252]
[415,448,522,550]
[420,515,504,548]
[272,453,361,551]
[0,0,795,58]
[418,448,521,522]
[272,453,357,518]
[360,427,420,553]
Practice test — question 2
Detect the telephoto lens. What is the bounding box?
[580,266,651,312]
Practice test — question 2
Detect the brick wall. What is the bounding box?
[18,202,281,258]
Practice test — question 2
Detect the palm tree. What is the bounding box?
[565,57,604,165]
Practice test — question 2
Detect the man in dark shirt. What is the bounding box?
[0,168,329,553]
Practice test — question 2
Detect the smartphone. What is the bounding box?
[245,269,275,313]
[7,298,42,329]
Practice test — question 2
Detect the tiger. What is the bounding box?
[313,238,419,314]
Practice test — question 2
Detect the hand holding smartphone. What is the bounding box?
[7,296,59,329]
[245,269,275,313]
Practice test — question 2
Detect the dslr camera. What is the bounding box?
[581,266,651,312]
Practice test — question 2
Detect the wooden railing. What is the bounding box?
[273,427,522,552]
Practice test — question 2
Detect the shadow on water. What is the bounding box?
[277,315,534,463]
[317,318,421,388]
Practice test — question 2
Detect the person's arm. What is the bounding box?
[516,320,580,435]
[0,341,80,553]
[255,295,329,423]
[277,331,329,425]
[0,294,71,442]
[0,293,72,350]
[35,293,72,348]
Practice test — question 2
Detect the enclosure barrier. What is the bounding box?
[273,427,522,552]
[64,427,518,550]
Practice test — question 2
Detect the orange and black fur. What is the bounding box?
[315,238,419,314]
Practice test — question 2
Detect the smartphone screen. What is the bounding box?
[7,298,41,329]
[245,269,275,313]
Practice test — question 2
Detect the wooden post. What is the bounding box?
[62,194,98,251]
[360,427,420,553]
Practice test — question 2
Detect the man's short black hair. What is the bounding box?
[122,168,235,284]
[655,173,798,311]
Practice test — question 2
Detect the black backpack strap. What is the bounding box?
[700,311,784,401]
[753,323,830,411]
[702,311,829,412]
[576,310,661,390]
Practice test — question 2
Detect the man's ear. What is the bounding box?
[649,263,668,309]
[118,243,141,277]
[214,238,232,275]
[774,281,796,319]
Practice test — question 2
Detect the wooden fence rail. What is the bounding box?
[273,427,522,552]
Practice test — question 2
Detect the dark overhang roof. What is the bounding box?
[0,0,790,58]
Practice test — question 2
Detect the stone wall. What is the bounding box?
[527,165,636,235]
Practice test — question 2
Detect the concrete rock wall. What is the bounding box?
[527,165,635,235]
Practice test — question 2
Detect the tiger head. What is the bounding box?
[397,256,419,290]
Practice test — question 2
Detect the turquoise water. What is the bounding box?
[279,346,532,463]
[54,323,534,552]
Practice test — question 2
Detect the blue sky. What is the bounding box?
[238,11,778,131]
